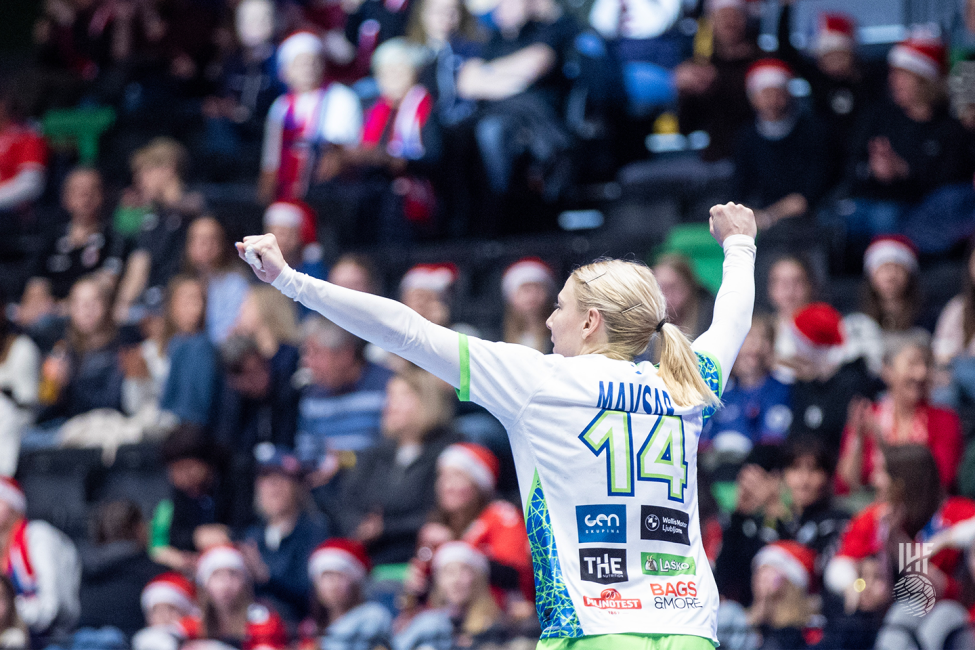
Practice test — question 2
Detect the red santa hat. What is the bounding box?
[746,59,794,95]
[863,235,918,276]
[0,477,26,514]
[792,303,844,348]
[887,35,947,81]
[815,13,856,54]
[277,31,324,78]
[264,200,318,246]
[437,443,500,493]
[432,541,489,575]
[141,572,198,616]
[753,541,817,590]
[308,539,371,582]
[196,545,248,585]
[399,263,458,295]
[502,258,556,302]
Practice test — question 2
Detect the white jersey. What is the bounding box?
[271,234,757,644]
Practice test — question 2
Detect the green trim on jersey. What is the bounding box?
[695,352,722,424]
[526,470,583,638]
[538,633,716,650]
[456,333,471,402]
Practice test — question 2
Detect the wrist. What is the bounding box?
[723,234,756,250]
[270,264,295,290]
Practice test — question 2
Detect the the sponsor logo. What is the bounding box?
[582,588,642,610]
[647,581,697,598]
[640,552,696,576]
[577,505,626,544]
[579,548,628,584]
[654,596,703,610]
[894,543,936,616]
[640,505,689,545]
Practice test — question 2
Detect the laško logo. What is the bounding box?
[641,552,695,576]
[582,588,642,610]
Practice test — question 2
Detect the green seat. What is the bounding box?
[652,224,724,294]
[42,107,116,164]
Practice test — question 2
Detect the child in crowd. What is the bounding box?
[747,542,818,649]
[132,573,198,650]
[501,258,555,353]
[300,539,391,649]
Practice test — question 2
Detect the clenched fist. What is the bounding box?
[235,234,287,284]
[709,202,758,245]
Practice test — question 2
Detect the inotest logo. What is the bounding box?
[583,588,642,610]
[577,505,626,544]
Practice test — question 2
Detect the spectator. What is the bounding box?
[328,254,381,294]
[841,34,971,252]
[674,0,758,163]
[296,316,393,464]
[262,201,326,282]
[38,276,123,421]
[836,331,962,494]
[395,542,508,650]
[150,426,231,573]
[0,575,27,649]
[258,31,363,203]
[239,447,328,626]
[77,500,167,637]
[114,138,203,321]
[765,255,814,383]
[746,542,817,649]
[702,316,791,451]
[340,365,460,564]
[179,545,288,649]
[131,573,198,650]
[501,258,555,353]
[734,59,828,234]
[653,254,714,340]
[410,443,532,602]
[932,243,975,369]
[779,436,847,564]
[302,539,392,648]
[0,291,40,476]
[31,168,126,300]
[0,476,81,639]
[785,303,879,450]
[342,0,415,82]
[0,88,47,217]
[157,275,220,427]
[183,216,251,344]
[400,263,458,328]
[348,38,442,243]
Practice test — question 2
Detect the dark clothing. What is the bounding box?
[241,513,329,625]
[714,510,783,606]
[160,332,221,426]
[479,18,573,111]
[788,358,881,453]
[155,485,233,552]
[846,99,972,204]
[779,498,848,575]
[419,39,484,126]
[134,202,198,307]
[219,45,284,126]
[340,427,462,564]
[41,340,123,422]
[757,625,808,650]
[77,541,167,638]
[733,112,830,210]
[33,223,128,299]
[678,49,758,162]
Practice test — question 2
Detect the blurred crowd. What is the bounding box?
[2,0,975,648]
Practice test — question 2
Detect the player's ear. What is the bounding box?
[582,307,602,340]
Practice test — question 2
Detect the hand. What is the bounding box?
[119,347,150,379]
[235,234,287,284]
[193,524,231,551]
[709,202,757,245]
[673,61,716,95]
[868,137,909,182]
[355,512,384,543]
[239,540,271,584]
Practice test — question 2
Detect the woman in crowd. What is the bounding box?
[179,545,287,649]
[300,539,392,649]
[766,255,814,382]
[0,575,27,649]
[836,331,962,494]
[501,258,555,353]
[183,216,251,344]
[233,285,301,365]
[0,290,40,475]
[395,542,508,650]
[340,365,461,564]
[158,275,220,427]
[746,542,818,649]
[932,244,975,404]
[653,253,715,340]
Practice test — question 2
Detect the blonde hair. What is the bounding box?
[428,565,501,636]
[371,37,429,72]
[247,285,301,346]
[130,137,189,178]
[571,259,718,408]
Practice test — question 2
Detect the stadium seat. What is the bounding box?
[16,447,103,540]
[89,443,169,522]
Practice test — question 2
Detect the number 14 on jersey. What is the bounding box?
[579,410,688,501]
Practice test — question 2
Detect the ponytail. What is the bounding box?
[572,259,719,409]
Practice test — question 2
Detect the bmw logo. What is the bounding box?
[645,514,659,531]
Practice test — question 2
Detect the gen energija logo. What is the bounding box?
[576,505,626,544]
[582,588,642,610]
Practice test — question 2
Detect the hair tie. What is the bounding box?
[655,319,667,333]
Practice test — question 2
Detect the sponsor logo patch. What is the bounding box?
[576,504,626,544]
[640,505,689,545]
[647,581,697,598]
[582,588,642,610]
[579,548,628,584]
[654,596,703,610]
[640,552,695,576]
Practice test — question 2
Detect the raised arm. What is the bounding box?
[236,235,461,386]
[692,203,758,392]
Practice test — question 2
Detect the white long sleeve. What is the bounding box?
[272,268,461,386]
[0,169,44,210]
[692,234,757,392]
[16,521,81,635]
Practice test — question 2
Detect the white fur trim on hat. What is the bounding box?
[141,583,196,616]
[502,260,554,302]
[277,32,324,75]
[863,239,917,276]
[753,544,809,589]
[824,556,858,595]
[438,446,495,491]
[0,479,25,514]
[432,541,489,575]
[264,202,304,229]
[308,548,367,582]
[196,547,248,585]
[815,31,854,54]
[887,43,940,81]
[747,67,791,95]
[400,266,456,294]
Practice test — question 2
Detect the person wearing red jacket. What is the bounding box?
[179,545,288,650]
